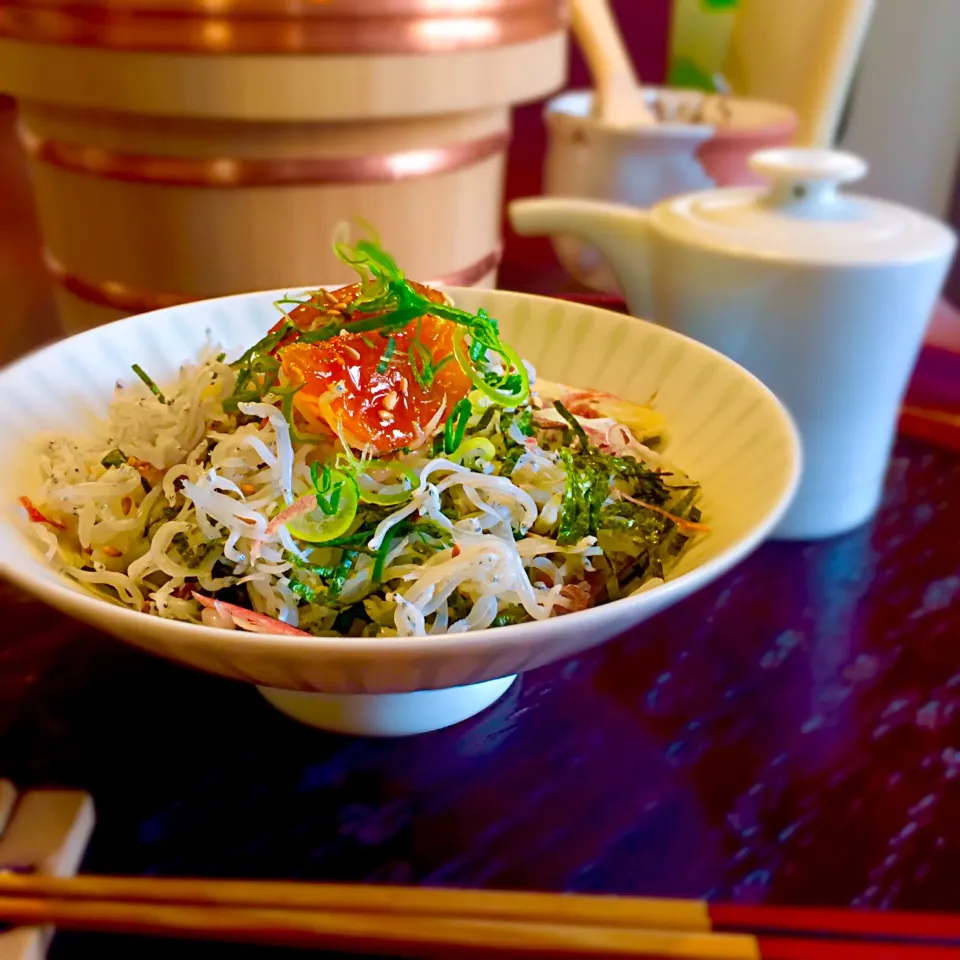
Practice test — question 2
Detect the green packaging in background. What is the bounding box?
[667,0,740,91]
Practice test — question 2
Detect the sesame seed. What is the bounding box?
[399,376,409,394]
[339,328,349,337]
[343,344,361,361]
[382,390,398,410]
[378,411,394,423]
[102,545,122,558]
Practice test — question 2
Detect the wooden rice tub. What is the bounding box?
[0,0,568,331]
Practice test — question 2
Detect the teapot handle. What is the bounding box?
[508,198,654,318]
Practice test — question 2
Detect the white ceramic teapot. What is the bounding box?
[510,149,957,539]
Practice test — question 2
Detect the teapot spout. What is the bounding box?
[509,198,652,316]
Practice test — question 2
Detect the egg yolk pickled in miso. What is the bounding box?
[277,282,472,454]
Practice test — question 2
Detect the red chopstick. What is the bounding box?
[712,904,960,944]
[758,938,960,960]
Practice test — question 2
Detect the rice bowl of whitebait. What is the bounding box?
[0,242,799,736]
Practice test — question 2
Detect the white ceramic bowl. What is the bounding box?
[0,288,800,736]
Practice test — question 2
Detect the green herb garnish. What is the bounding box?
[372,522,405,585]
[492,605,529,627]
[377,335,397,374]
[291,224,529,407]
[327,549,360,599]
[606,456,672,505]
[332,604,371,636]
[557,450,610,545]
[553,400,591,452]
[220,318,295,413]
[411,518,454,551]
[310,462,344,516]
[406,321,454,391]
[131,364,166,404]
[289,578,319,603]
[473,406,497,433]
[288,554,336,579]
[502,408,533,442]
[319,530,377,550]
[515,409,533,436]
[100,448,127,469]
[443,398,472,455]
[171,532,210,568]
[277,385,328,445]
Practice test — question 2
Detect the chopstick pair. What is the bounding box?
[0,875,957,959]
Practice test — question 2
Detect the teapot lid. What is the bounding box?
[654,148,956,265]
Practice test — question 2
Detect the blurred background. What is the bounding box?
[0,0,957,362]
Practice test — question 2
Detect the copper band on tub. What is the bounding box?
[20,127,509,187]
[0,0,566,54]
[45,248,502,315]
[1,0,545,15]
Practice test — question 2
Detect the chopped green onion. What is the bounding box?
[377,335,396,374]
[409,335,432,389]
[448,436,496,465]
[287,469,359,543]
[434,353,455,376]
[221,324,294,413]
[444,398,472,455]
[274,294,312,314]
[469,313,490,363]
[230,320,292,370]
[279,388,329,445]
[372,522,405,585]
[131,364,166,404]
[298,224,530,409]
[472,406,497,432]
[310,462,344,516]
[321,531,375,549]
[453,334,529,407]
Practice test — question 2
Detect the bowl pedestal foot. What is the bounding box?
[257,675,517,737]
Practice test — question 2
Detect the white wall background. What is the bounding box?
[839,0,960,220]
